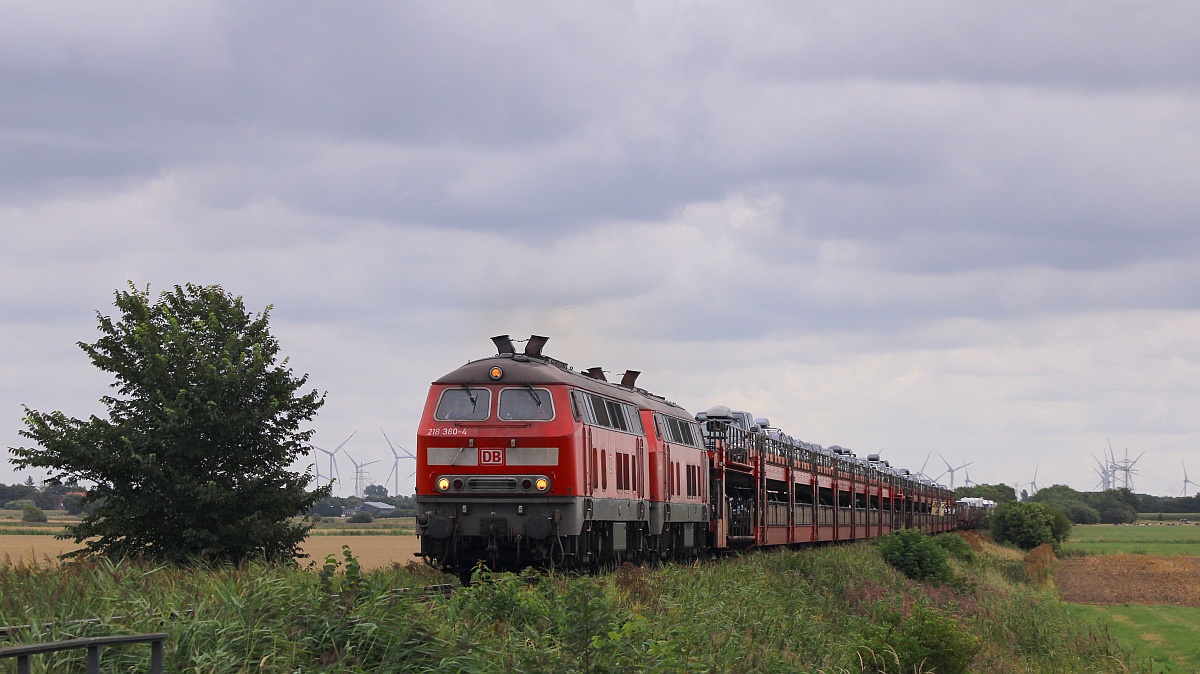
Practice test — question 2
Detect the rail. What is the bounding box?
[0,633,167,674]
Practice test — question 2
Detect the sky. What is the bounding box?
[2,2,1198,498]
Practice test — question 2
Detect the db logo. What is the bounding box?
[480,449,505,465]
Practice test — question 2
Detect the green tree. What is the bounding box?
[955,483,1017,503]
[363,484,388,500]
[9,283,330,564]
[989,501,1071,550]
[22,503,48,523]
[1049,499,1101,524]
[1028,484,1082,504]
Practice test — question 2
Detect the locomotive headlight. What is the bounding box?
[489,366,503,380]
[436,477,451,492]
[535,477,549,492]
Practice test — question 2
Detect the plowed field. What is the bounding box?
[1057,554,1200,607]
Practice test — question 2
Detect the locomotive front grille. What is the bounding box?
[467,477,519,491]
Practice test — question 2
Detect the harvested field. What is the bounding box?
[1057,554,1200,607]
[0,535,80,565]
[0,534,422,569]
[299,534,422,568]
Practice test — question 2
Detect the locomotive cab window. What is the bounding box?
[499,387,555,421]
[434,387,491,421]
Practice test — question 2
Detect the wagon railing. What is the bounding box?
[0,632,167,674]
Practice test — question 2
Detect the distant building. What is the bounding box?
[361,501,396,513]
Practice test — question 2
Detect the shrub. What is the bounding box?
[347,512,373,523]
[990,501,1070,550]
[882,600,980,674]
[21,504,48,522]
[933,533,974,562]
[876,528,951,583]
[1046,505,1073,542]
[3,499,35,511]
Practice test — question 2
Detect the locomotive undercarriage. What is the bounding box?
[416,496,708,582]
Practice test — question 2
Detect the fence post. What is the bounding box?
[151,638,164,673]
[86,644,101,673]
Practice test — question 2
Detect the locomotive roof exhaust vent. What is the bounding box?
[586,367,607,382]
[525,335,548,357]
[620,370,640,388]
[492,335,515,355]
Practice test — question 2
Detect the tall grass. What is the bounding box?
[0,538,1141,673]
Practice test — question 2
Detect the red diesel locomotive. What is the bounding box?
[414,336,968,580]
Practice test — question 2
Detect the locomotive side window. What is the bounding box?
[574,390,645,436]
[434,387,491,421]
[499,387,555,421]
[659,414,701,448]
[590,394,611,427]
[605,399,629,432]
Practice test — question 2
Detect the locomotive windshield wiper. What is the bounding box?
[523,382,542,406]
[460,383,478,408]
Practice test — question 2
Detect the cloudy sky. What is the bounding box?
[3,2,1198,498]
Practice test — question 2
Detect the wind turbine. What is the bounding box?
[1091,452,1115,491]
[1028,464,1040,496]
[343,450,381,499]
[918,451,933,480]
[961,465,976,488]
[381,428,416,497]
[1182,460,1199,498]
[935,453,973,491]
[1011,482,1027,500]
[311,431,357,492]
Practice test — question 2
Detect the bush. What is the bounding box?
[990,501,1070,550]
[346,512,373,524]
[21,504,48,522]
[876,528,952,583]
[863,599,981,674]
[933,532,974,562]
[1046,505,1073,542]
[3,499,35,511]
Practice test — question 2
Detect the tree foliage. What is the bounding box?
[954,483,1017,503]
[876,527,952,583]
[9,283,329,564]
[22,504,48,523]
[989,501,1071,550]
[1031,485,1137,524]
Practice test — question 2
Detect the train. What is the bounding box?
[413,336,992,581]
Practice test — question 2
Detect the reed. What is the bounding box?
[0,537,1139,673]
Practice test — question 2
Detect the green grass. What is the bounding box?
[1069,604,1200,673]
[0,536,1139,673]
[1063,524,1200,556]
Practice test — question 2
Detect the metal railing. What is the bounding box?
[0,633,166,674]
